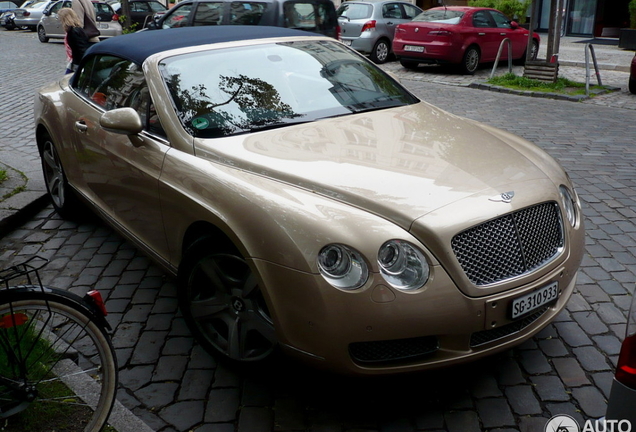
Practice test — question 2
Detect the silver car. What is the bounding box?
[37,0,122,42]
[14,0,52,31]
[337,0,421,64]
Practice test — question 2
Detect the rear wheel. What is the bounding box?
[460,46,480,75]
[40,134,83,219]
[178,238,277,363]
[37,25,48,42]
[399,59,419,69]
[370,38,390,64]
[629,77,636,94]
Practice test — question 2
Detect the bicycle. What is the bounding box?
[0,256,118,432]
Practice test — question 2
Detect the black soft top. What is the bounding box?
[83,26,322,65]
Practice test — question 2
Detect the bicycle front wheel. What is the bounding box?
[0,289,118,432]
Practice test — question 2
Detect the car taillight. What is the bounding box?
[23,11,30,16]
[361,20,376,32]
[112,13,118,21]
[336,24,341,40]
[429,30,452,36]
[616,295,636,389]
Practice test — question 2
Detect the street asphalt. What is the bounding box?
[0,28,635,432]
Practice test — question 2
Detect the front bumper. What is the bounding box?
[254,255,578,375]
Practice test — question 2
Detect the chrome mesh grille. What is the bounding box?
[451,202,563,286]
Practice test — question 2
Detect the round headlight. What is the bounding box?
[559,185,577,227]
[318,244,368,290]
[378,240,429,290]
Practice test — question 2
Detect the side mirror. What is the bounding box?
[43,9,50,15]
[510,20,519,29]
[100,108,143,135]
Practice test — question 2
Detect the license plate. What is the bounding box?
[511,282,559,319]
[343,40,352,46]
[404,45,424,53]
[99,23,109,29]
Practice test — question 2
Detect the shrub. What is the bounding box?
[468,0,531,24]
[629,0,636,29]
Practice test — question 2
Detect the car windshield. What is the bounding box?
[337,3,372,20]
[413,9,463,24]
[159,40,418,138]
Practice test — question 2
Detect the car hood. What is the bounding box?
[194,102,560,230]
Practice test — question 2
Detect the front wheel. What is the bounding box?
[0,290,118,431]
[517,39,539,65]
[370,39,390,64]
[460,46,480,75]
[37,25,48,42]
[178,239,277,363]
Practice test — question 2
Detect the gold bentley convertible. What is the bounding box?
[35,26,585,375]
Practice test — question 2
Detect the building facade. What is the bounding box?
[535,0,630,37]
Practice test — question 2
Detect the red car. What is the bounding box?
[393,6,539,74]
[629,52,635,94]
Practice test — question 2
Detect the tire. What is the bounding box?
[178,238,277,363]
[40,134,83,219]
[370,38,390,64]
[629,77,636,95]
[517,39,539,65]
[0,289,118,431]
[28,25,36,32]
[460,46,480,75]
[399,59,419,69]
[37,25,48,42]
[4,22,16,30]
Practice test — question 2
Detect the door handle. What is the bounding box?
[75,121,88,133]
[478,32,485,36]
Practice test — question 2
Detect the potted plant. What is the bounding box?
[619,0,636,49]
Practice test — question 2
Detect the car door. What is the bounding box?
[66,54,171,259]
[470,9,499,62]
[41,0,69,37]
[488,9,526,59]
[378,3,403,41]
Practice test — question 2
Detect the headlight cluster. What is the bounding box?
[559,185,578,227]
[317,241,429,291]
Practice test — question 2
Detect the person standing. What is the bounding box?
[59,8,91,73]
[72,0,101,43]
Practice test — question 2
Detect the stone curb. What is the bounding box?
[467,82,622,102]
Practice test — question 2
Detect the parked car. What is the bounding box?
[35,25,584,375]
[0,1,17,13]
[605,291,636,424]
[37,0,122,42]
[629,52,635,94]
[337,0,421,64]
[1,0,34,28]
[14,0,53,31]
[110,0,166,28]
[393,6,540,74]
[147,0,339,39]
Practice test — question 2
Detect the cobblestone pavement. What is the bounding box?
[1,28,636,432]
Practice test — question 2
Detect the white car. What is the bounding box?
[37,0,122,42]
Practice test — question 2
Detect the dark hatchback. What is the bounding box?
[146,0,339,38]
